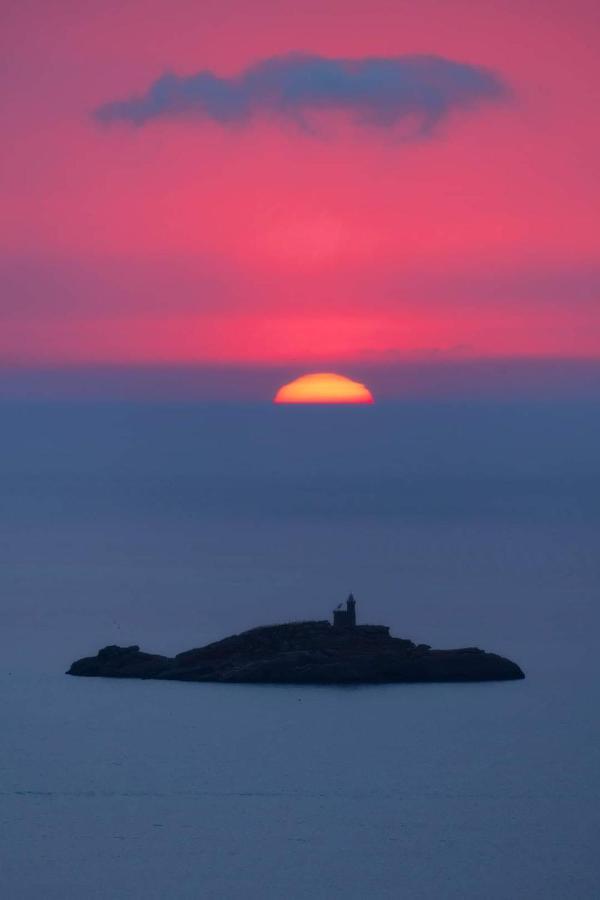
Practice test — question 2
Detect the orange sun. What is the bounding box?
[274,372,374,404]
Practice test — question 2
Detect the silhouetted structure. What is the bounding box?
[68,593,526,684]
[333,594,357,629]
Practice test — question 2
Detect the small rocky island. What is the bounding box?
[68,596,524,684]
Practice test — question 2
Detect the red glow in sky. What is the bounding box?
[1,0,599,371]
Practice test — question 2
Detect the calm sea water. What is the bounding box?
[1,401,599,898]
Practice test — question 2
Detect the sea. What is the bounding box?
[1,400,599,899]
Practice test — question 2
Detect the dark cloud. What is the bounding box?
[95,53,509,135]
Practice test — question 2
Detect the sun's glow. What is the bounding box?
[274,372,374,404]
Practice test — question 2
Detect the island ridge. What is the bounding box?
[68,596,525,684]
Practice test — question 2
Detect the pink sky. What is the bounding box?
[1,0,599,372]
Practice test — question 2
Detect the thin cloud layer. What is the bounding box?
[95,53,508,135]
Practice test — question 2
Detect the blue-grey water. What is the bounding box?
[1,401,599,898]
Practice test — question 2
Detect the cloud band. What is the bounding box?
[95,53,509,136]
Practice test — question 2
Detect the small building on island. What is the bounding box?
[332,594,390,636]
[333,594,357,629]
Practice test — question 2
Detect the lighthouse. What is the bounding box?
[333,594,357,629]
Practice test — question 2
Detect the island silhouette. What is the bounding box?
[68,596,524,684]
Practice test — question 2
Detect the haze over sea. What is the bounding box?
[2,400,599,899]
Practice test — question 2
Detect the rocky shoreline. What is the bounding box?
[67,617,525,685]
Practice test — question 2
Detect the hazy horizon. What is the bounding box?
[2,357,600,404]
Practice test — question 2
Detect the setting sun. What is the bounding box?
[274,373,374,404]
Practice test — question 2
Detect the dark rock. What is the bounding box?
[67,620,525,685]
[68,645,172,679]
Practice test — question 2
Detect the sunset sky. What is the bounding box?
[2,0,599,395]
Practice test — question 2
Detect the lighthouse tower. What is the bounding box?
[333,594,357,629]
